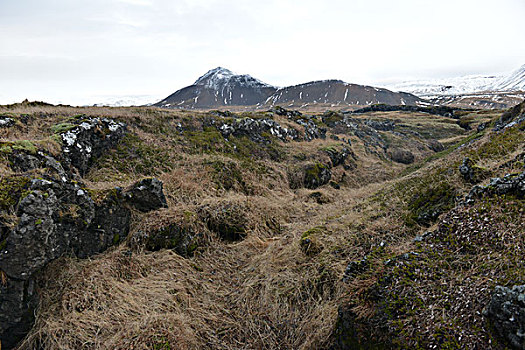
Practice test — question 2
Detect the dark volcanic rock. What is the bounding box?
[494,100,525,131]
[269,106,302,118]
[388,148,414,164]
[0,143,168,348]
[124,178,168,212]
[364,119,395,131]
[0,176,168,347]
[427,139,445,152]
[144,223,201,257]
[466,171,525,203]
[218,117,299,143]
[304,163,332,189]
[484,285,525,349]
[61,117,126,175]
[9,151,69,181]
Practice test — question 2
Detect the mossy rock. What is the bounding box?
[405,182,457,227]
[0,176,31,211]
[304,163,332,189]
[388,148,414,165]
[322,111,344,127]
[300,226,325,256]
[145,223,201,257]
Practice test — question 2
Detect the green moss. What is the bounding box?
[208,159,248,192]
[300,226,326,255]
[304,163,330,189]
[468,126,524,161]
[405,182,457,227]
[0,145,13,154]
[35,219,42,225]
[0,176,30,211]
[3,140,38,154]
[89,133,175,179]
[112,233,121,245]
[50,122,76,134]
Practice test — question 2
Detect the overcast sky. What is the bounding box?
[1,0,524,105]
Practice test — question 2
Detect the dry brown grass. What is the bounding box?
[3,103,512,349]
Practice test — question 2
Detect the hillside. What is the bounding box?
[0,100,524,349]
[154,68,422,110]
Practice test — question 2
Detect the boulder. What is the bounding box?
[459,158,491,184]
[364,119,395,131]
[427,139,445,152]
[124,178,168,212]
[465,171,525,203]
[484,285,525,349]
[388,148,414,164]
[61,117,126,175]
[143,223,201,257]
[304,163,332,189]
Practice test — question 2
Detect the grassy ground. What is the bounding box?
[1,101,523,349]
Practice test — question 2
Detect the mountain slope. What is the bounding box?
[491,64,525,91]
[265,80,421,108]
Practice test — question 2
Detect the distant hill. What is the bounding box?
[264,80,421,109]
[154,67,422,110]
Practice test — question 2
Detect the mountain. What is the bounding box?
[386,75,501,97]
[264,80,421,109]
[155,68,422,110]
[491,64,525,91]
[154,67,277,109]
[386,64,525,98]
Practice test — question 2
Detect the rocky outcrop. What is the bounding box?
[0,174,167,348]
[293,116,327,141]
[124,178,168,212]
[459,158,491,184]
[493,100,525,131]
[466,171,525,203]
[324,147,352,168]
[0,117,15,128]
[304,163,332,189]
[8,150,69,180]
[0,116,167,349]
[388,148,415,164]
[268,106,302,118]
[61,117,126,175]
[217,117,299,143]
[351,104,463,118]
[484,285,525,349]
[364,119,395,131]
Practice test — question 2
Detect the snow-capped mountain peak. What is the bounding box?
[194,67,274,90]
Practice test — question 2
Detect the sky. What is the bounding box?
[0,0,524,105]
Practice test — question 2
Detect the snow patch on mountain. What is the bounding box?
[194,67,274,90]
[386,75,501,97]
[491,64,525,91]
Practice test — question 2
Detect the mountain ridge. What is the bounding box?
[154,67,423,110]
